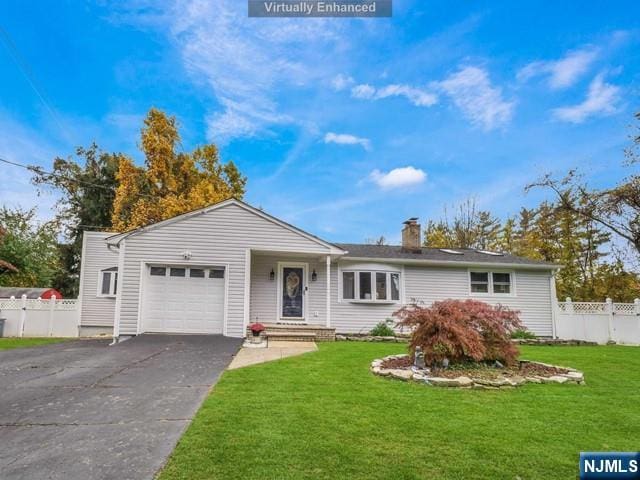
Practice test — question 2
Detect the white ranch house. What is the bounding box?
[78,199,559,341]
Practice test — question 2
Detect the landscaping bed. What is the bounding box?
[372,353,585,388]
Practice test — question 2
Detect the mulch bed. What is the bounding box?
[380,356,569,380]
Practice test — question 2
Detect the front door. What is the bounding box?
[279,264,306,320]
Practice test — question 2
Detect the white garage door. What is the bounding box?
[142,265,225,334]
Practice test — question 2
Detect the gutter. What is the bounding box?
[341,256,560,271]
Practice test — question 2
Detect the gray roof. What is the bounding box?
[335,243,557,268]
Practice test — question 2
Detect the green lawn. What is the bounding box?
[0,337,68,350]
[160,343,640,480]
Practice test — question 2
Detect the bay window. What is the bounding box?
[342,271,355,299]
[390,273,400,300]
[341,270,401,302]
[375,272,387,300]
[359,272,372,299]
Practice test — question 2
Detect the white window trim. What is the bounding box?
[467,268,516,297]
[97,267,118,298]
[339,269,402,304]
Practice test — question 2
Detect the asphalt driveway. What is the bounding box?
[0,334,242,480]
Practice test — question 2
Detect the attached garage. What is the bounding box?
[141,265,226,334]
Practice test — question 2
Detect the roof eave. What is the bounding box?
[341,256,560,270]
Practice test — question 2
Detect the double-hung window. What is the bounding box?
[492,273,512,294]
[470,272,489,293]
[342,271,400,302]
[469,271,512,295]
[98,267,118,297]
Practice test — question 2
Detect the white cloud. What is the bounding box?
[351,83,376,99]
[552,73,621,123]
[331,74,354,91]
[517,47,599,89]
[351,83,437,107]
[375,84,438,106]
[324,132,371,150]
[152,0,348,143]
[369,166,427,189]
[436,66,514,130]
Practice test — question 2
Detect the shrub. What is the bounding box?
[394,299,522,366]
[370,320,395,337]
[511,328,537,339]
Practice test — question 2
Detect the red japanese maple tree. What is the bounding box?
[394,299,522,366]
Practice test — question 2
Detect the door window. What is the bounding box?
[282,267,304,318]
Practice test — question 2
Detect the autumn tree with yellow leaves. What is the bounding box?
[112,108,246,231]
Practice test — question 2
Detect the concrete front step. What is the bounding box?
[246,322,336,341]
[266,332,317,342]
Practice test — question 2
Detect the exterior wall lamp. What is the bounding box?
[269,268,275,281]
[311,269,317,281]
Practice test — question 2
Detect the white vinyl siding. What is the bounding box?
[330,262,553,337]
[79,232,119,327]
[250,253,327,326]
[117,203,331,337]
[404,266,552,336]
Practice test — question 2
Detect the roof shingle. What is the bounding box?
[334,243,557,268]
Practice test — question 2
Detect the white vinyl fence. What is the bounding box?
[0,295,79,338]
[555,298,640,345]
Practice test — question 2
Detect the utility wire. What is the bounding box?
[0,25,71,140]
[0,156,155,200]
[0,156,116,193]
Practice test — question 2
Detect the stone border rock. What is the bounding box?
[338,335,598,346]
[511,338,597,346]
[336,334,409,343]
[370,354,585,389]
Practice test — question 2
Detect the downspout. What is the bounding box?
[550,270,559,339]
[326,255,331,328]
[108,239,125,345]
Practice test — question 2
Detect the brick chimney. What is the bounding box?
[402,217,421,252]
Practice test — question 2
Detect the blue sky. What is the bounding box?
[0,1,638,244]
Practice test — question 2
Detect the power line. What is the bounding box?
[0,156,115,193]
[0,156,155,200]
[0,25,71,139]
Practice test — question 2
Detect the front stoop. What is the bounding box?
[246,323,336,342]
[267,332,317,342]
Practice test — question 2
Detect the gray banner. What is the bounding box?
[248,0,392,17]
